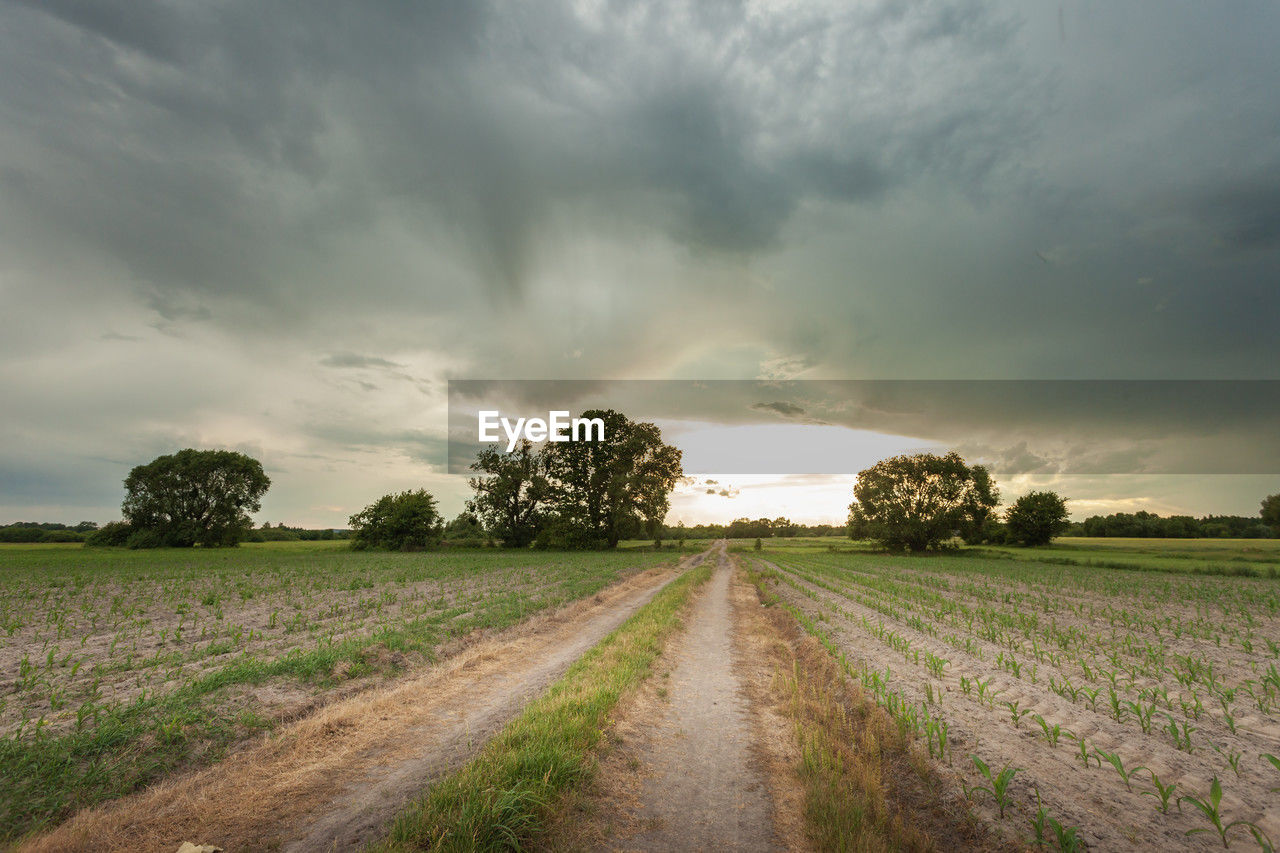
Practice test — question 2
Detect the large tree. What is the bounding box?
[122,449,270,547]
[467,439,550,548]
[1004,490,1071,546]
[541,409,683,548]
[1263,493,1280,535]
[849,452,998,552]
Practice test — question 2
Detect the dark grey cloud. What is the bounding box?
[447,380,1280,475]
[751,401,807,419]
[2,0,1279,523]
[319,353,403,370]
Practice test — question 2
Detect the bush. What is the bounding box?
[38,530,84,543]
[349,490,443,551]
[84,521,133,547]
[534,518,602,550]
[125,528,166,550]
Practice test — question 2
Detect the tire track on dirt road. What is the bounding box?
[599,542,781,851]
[21,551,711,853]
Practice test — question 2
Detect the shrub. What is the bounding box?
[125,528,166,550]
[84,521,133,547]
[349,490,443,551]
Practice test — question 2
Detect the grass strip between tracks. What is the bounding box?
[368,561,714,852]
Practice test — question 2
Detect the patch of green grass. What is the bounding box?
[369,562,712,852]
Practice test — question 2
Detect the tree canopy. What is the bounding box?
[467,410,682,549]
[349,489,442,551]
[1263,493,1280,535]
[467,439,549,548]
[848,452,998,552]
[121,449,270,547]
[541,409,683,548]
[1004,490,1071,547]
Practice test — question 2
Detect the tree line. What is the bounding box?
[1070,510,1276,539]
[15,425,1278,552]
[845,452,1279,550]
[75,409,683,551]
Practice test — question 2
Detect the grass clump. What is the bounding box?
[369,562,712,852]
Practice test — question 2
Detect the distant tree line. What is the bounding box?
[1069,510,1276,539]
[684,518,845,539]
[0,521,98,543]
[844,457,1278,551]
[248,522,351,542]
[30,435,1278,552]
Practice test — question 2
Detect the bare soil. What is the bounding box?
[573,543,783,851]
[19,558,699,853]
[0,565,558,738]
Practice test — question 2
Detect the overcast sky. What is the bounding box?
[1,1,1277,526]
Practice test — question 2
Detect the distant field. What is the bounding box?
[0,541,673,840]
[751,545,1280,848]
[976,537,1280,577]
[724,535,1280,578]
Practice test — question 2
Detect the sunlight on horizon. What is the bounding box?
[658,420,944,475]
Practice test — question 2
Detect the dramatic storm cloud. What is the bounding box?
[1,0,1277,524]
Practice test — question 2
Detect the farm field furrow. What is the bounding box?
[0,542,676,842]
[754,548,1280,851]
[18,557,698,853]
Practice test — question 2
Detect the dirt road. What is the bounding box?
[604,542,780,851]
[22,555,704,853]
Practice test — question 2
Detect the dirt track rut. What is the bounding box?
[610,542,779,851]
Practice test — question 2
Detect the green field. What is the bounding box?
[726,535,1280,579]
[0,541,673,841]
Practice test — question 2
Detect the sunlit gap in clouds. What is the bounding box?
[657,420,945,525]
[655,420,944,475]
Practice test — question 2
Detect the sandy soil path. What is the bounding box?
[606,542,780,851]
[22,554,707,853]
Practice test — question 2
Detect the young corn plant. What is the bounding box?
[1107,688,1127,723]
[1048,817,1087,853]
[1263,754,1280,793]
[1004,699,1033,728]
[925,718,949,762]
[1076,737,1099,769]
[1033,714,1071,748]
[1126,699,1156,735]
[1027,786,1059,850]
[968,755,1020,819]
[1093,748,1147,792]
[1180,777,1273,850]
[1165,713,1197,753]
[1143,770,1178,814]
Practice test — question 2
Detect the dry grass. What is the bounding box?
[742,565,1013,853]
